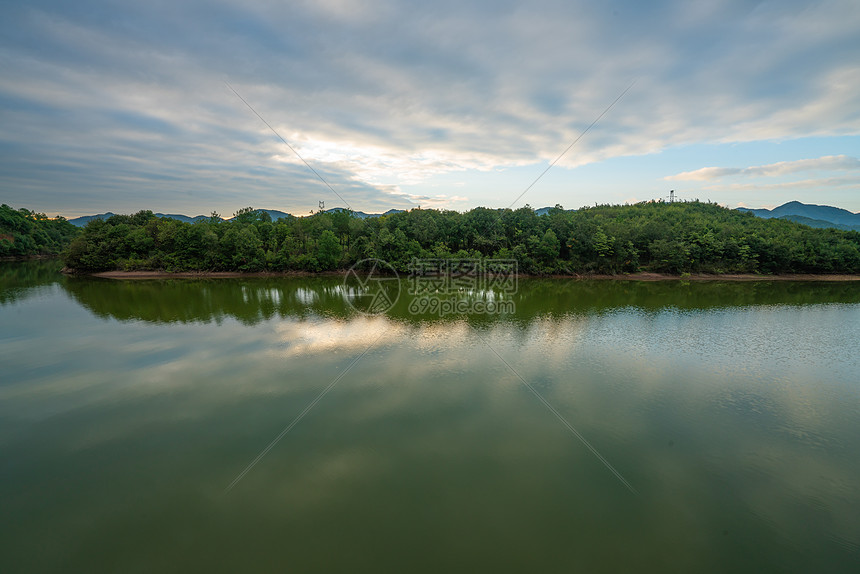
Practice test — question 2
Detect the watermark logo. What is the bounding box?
[408,258,518,317]
[343,258,401,314]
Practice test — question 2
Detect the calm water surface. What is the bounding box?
[1,261,859,572]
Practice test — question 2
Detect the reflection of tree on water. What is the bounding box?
[57,272,860,326]
[62,277,356,325]
[0,259,66,305]
[2,258,858,325]
[514,278,860,313]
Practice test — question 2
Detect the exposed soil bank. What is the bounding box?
[73,269,860,281]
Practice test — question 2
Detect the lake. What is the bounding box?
[1,260,859,572]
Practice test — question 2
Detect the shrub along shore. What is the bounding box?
[60,202,860,276]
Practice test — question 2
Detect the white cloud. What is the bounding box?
[1,0,860,214]
[712,175,860,192]
[667,167,743,181]
[667,155,860,181]
[745,155,860,177]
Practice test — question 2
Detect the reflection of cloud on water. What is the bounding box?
[273,316,405,357]
[265,446,393,511]
[238,303,860,560]
[4,285,860,557]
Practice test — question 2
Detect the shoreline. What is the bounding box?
[73,269,860,282]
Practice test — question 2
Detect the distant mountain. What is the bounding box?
[68,212,215,226]
[324,207,405,219]
[155,213,213,224]
[67,207,408,226]
[737,201,860,230]
[68,212,117,226]
[68,206,593,225]
[65,204,615,226]
[777,215,860,232]
[534,206,578,216]
[253,209,293,221]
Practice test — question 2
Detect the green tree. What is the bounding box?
[317,230,342,270]
[537,229,560,266]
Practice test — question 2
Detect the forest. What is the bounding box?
[0,204,81,258]
[61,202,860,275]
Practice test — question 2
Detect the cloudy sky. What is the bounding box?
[1,0,859,217]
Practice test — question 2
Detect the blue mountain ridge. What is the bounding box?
[737,201,860,230]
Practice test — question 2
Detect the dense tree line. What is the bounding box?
[63,202,860,275]
[0,204,81,258]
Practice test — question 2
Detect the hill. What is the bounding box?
[737,201,860,230]
[1,204,80,257]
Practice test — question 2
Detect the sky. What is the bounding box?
[1,0,859,218]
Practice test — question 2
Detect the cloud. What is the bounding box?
[1,0,860,214]
[667,167,743,181]
[745,155,860,177]
[712,175,860,192]
[667,155,860,181]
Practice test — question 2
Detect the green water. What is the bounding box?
[2,260,859,572]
